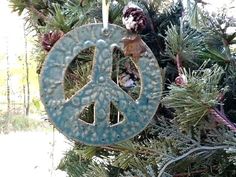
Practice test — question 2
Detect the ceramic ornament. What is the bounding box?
[40,23,162,145]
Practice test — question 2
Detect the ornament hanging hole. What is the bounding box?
[101,28,110,37]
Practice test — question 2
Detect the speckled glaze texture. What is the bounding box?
[40,23,162,145]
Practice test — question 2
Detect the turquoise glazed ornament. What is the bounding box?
[40,23,162,145]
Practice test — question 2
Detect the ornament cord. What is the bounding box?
[102,0,110,29]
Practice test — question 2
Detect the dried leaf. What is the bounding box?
[123,34,146,61]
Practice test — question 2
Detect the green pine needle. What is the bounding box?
[162,62,227,130]
[165,23,204,65]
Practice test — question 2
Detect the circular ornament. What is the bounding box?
[40,23,162,145]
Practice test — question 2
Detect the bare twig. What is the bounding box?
[28,5,47,21]
[103,145,160,156]
[80,0,85,7]
[176,53,182,74]
[210,108,236,133]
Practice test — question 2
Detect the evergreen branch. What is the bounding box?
[11,0,236,176]
[164,22,204,65]
[224,132,236,165]
[162,62,226,130]
[104,144,162,156]
[83,163,109,177]
[158,145,228,177]
[9,0,48,20]
[173,165,218,177]
[140,1,161,52]
[154,124,199,146]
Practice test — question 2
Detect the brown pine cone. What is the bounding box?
[41,31,64,52]
[122,3,147,33]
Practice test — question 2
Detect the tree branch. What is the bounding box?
[158,145,228,177]
[176,53,182,74]
[80,0,85,7]
[28,5,47,21]
[103,145,161,156]
[173,165,219,177]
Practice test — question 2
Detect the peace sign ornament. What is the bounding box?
[40,23,162,145]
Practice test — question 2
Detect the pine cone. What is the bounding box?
[41,31,64,52]
[122,3,147,33]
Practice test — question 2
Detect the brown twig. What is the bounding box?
[176,53,183,75]
[209,108,236,133]
[28,5,47,21]
[144,7,164,55]
[80,0,85,7]
[101,145,160,156]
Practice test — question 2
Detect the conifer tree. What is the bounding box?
[10,0,236,176]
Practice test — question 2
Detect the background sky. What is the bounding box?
[0,0,25,61]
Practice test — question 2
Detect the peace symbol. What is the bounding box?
[40,23,162,145]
